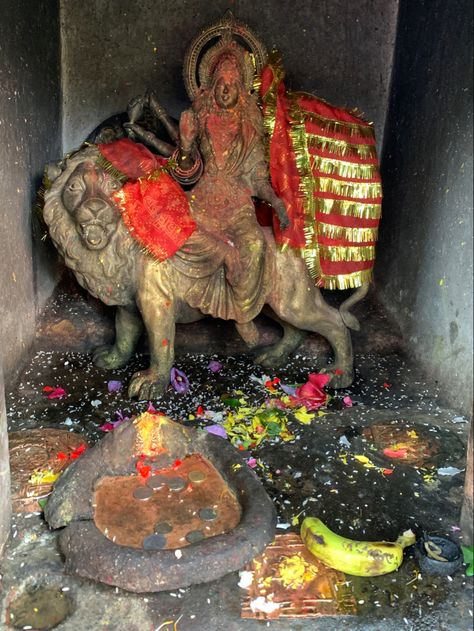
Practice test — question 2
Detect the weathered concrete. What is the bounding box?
[60,0,399,152]
[0,366,10,556]
[377,0,474,417]
[0,0,62,382]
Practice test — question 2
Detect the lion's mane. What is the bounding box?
[43,146,140,306]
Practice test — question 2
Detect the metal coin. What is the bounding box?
[199,507,218,522]
[143,533,167,550]
[185,530,205,544]
[188,469,206,484]
[146,475,168,491]
[154,521,173,535]
[133,486,153,501]
[167,477,186,492]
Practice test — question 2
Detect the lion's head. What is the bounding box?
[43,146,139,305]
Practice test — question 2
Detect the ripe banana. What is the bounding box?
[301,517,416,577]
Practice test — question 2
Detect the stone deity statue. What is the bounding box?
[41,15,368,399]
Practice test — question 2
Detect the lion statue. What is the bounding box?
[42,145,362,400]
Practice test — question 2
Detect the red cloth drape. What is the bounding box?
[260,59,382,289]
[98,139,195,261]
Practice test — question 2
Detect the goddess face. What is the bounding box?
[212,60,242,110]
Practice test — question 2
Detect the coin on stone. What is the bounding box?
[154,521,173,535]
[199,507,218,521]
[188,469,206,484]
[167,477,186,492]
[185,530,205,544]
[133,486,153,501]
[143,533,167,550]
[146,475,168,491]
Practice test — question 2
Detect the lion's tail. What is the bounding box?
[339,282,370,331]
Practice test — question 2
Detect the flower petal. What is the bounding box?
[308,373,331,388]
[208,360,222,373]
[204,424,228,439]
[170,367,190,394]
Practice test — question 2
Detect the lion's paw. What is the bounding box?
[128,369,168,400]
[321,366,354,389]
[254,347,286,370]
[92,345,131,369]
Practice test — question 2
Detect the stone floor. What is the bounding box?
[1,280,472,630]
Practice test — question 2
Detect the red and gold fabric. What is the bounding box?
[97,138,195,261]
[259,55,382,290]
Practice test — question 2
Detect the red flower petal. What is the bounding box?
[383,448,407,459]
[308,373,331,388]
[57,452,68,460]
[70,444,87,459]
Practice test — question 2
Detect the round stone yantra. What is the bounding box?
[167,477,186,492]
[199,507,218,522]
[186,530,205,544]
[154,521,173,535]
[188,469,206,484]
[143,534,167,550]
[133,486,153,501]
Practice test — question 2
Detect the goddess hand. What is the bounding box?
[179,110,199,152]
[127,94,147,124]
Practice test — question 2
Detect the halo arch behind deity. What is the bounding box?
[183,12,268,101]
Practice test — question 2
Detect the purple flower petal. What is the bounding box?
[107,380,123,393]
[246,457,257,468]
[204,424,228,439]
[208,360,223,373]
[99,413,129,432]
[280,383,297,396]
[170,367,190,394]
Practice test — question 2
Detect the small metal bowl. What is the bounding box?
[415,534,463,576]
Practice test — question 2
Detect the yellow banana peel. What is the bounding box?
[301,517,416,577]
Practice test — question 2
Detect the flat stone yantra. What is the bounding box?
[93,453,241,549]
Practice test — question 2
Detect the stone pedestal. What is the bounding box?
[461,420,473,545]
[0,364,11,556]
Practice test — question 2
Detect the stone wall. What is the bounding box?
[0,0,61,553]
[377,0,473,416]
[0,0,62,380]
[60,0,399,152]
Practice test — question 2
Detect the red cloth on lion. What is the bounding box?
[98,138,195,261]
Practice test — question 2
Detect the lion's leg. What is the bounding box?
[311,319,354,388]
[268,288,354,389]
[128,287,176,400]
[93,305,143,369]
[254,308,307,368]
